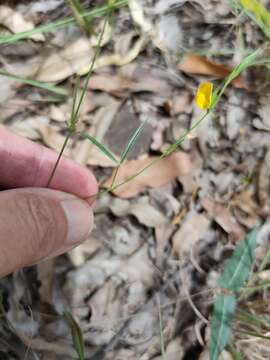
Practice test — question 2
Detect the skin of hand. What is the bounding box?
[0,125,98,277]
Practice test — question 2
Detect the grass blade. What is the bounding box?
[67,0,93,36]
[218,228,258,292]
[233,0,270,39]
[0,70,68,96]
[211,49,261,109]
[64,311,85,360]
[83,133,119,164]
[0,0,128,45]
[210,293,236,360]
[47,15,108,187]
[120,120,146,164]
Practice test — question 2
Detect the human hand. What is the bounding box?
[0,125,98,277]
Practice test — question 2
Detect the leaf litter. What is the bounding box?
[1,0,270,359]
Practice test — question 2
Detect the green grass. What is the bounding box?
[67,0,94,36]
[231,0,270,39]
[0,70,68,97]
[64,310,85,360]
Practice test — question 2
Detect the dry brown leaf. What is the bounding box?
[86,145,119,167]
[109,196,168,227]
[38,122,72,154]
[231,191,260,229]
[201,197,245,241]
[88,69,172,96]
[79,36,146,75]
[104,152,191,198]
[88,74,130,95]
[178,55,245,88]
[172,212,210,258]
[0,5,44,41]
[36,38,92,82]
[129,0,153,33]
[18,332,77,357]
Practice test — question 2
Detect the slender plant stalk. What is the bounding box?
[46,17,108,187]
[73,17,108,123]
[110,166,120,189]
[46,131,72,187]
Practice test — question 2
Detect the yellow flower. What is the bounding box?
[195,82,213,110]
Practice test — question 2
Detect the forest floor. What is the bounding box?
[0,0,270,359]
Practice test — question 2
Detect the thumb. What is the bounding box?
[0,188,94,277]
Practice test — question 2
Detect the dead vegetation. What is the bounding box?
[0,0,270,359]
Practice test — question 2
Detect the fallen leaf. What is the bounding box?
[231,191,260,228]
[109,196,168,227]
[0,5,44,42]
[36,38,92,82]
[178,55,245,88]
[79,36,147,75]
[201,198,245,241]
[172,212,210,258]
[89,74,130,95]
[38,121,71,153]
[86,145,119,167]
[88,71,172,96]
[104,152,192,198]
[129,0,153,33]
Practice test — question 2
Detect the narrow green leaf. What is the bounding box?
[234,0,270,39]
[236,310,270,331]
[69,76,81,131]
[211,50,261,109]
[210,294,236,360]
[0,70,68,96]
[219,228,258,292]
[83,133,119,164]
[64,311,85,360]
[228,345,244,360]
[67,0,93,36]
[120,120,146,164]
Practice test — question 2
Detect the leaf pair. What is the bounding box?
[83,119,147,166]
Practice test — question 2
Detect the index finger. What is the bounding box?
[0,125,98,198]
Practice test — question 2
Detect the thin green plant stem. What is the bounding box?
[110,166,120,189]
[46,131,72,187]
[67,0,93,36]
[73,17,108,123]
[0,70,68,96]
[258,247,270,272]
[233,328,270,340]
[47,17,108,187]
[0,0,128,45]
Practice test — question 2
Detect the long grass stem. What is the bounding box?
[46,131,72,188]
